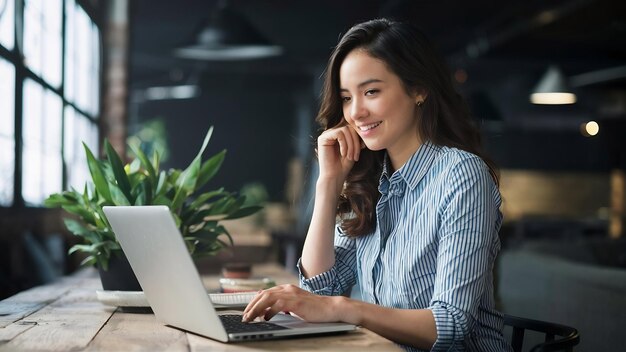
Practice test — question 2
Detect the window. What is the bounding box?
[64,106,98,192]
[23,0,62,88]
[0,0,15,50]
[0,0,101,207]
[65,0,100,115]
[22,79,63,205]
[0,58,15,206]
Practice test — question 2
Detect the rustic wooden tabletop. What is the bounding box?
[0,264,401,351]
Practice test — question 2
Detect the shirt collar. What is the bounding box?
[379,141,439,192]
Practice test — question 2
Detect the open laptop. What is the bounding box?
[103,205,356,342]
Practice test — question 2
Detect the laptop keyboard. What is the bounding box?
[219,314,289,334]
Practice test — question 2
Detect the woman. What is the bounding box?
[243,18,512,351]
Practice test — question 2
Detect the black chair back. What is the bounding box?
[504,314,580,352]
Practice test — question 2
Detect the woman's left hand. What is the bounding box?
[241,284,343,323]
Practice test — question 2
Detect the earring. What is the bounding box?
[416,100,423,107]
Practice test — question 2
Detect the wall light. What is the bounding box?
[580,120,599,137]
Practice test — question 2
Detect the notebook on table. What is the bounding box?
[95,290,258,309]
[103,205,356,342]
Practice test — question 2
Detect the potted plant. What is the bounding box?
[45,127,262,290]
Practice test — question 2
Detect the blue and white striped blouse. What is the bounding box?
[299,142,512,351]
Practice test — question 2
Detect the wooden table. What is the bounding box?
[0,264,401,351]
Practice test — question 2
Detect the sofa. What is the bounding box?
[497,238,626,351]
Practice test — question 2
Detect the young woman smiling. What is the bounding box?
[243,18,512,352]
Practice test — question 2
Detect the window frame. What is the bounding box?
[0,0,102,208]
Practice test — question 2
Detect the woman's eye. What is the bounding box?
[341,96,351,103]
[365,89,379,96]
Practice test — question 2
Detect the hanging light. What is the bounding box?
[530,65,577,105]
[173,0,282,61]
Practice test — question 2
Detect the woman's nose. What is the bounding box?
[349,99,367,120]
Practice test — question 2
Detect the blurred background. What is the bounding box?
[0,0,625,350]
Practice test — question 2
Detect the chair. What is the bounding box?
[504,314,580,352]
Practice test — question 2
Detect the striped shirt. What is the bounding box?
[299,142,512,351]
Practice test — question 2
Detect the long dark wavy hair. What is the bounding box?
[317,18,498,237]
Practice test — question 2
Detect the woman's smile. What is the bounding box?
[357,121,382,135]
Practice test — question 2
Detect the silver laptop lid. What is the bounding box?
[103,205,229,342]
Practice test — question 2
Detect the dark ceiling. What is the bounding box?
[119,0,626,195]
[123,0,626,140]
[128,0,626,86]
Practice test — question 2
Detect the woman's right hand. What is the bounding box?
[316,124,363,188]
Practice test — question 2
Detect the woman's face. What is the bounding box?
[339,49,425,164]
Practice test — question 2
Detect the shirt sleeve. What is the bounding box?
[297,225,358,296]
[428,156,502,351]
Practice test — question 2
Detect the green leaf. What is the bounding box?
[94,205,112,230]
[129,142,157,183]
[228,195,247,213]
[155,170,168,196]
[128,158,141,174]
[82,184,92,204]
[189,221,219,234]
[187,188,227,211]
[83,142,112,203]
[101,161,115,184]
[79,255,97,267]
[185,239,197,255]
[103,241,122,252]
[171,212,182,229]
[153,194,172,206]
[215,225,233,246]
[128,172,144,190]
[152,149,161,176]
[69,244,89,255]
[208,196,238,216]
[62,191,80,202]
[184,208,215,226]
[168,169,182,186]
[134,191,145,205]
[170,127,216,211]
[84,232,104,245]
[110,184,131,206]
[224,205,263,220]
[196,126,214,161]
[44,193,74,207]
[97,255,109,271]
[134,178,152,205]
[61,205,97,225]
[105,140,133,204]
[68,242,107,255]
[196,150,226,189]
[63,218,92,236]
[171,161,200,211]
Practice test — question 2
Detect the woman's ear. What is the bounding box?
[415,94,428,106]
[414,89,428,106]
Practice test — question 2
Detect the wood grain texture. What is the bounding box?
[0,321,36,343]
[0,287,114,351]
[0,269,97,328]
[0,266,402,351]
[85,311,188,351]
[187,328,403,352]
[0,284,69,328]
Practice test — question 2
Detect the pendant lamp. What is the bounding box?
[173,0,282,61]
[530,65,577,105]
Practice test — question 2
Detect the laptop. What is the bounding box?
[103,205,356,342]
